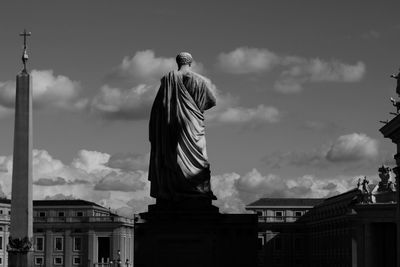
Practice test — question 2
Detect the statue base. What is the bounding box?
[8,251,33,267]
[134,200,258,267]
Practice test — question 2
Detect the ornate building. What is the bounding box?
[247,182,397,267]
[0,198,134,267]
[246,198,324,267]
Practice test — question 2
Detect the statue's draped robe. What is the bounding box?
[149,70,216,200]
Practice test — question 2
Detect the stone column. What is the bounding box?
[64,230,72,267]
[8,70,33,267]
[380,115,400,266]
[45,230,53,267]
[88,230,96,266]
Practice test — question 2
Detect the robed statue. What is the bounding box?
[148,52,217,202]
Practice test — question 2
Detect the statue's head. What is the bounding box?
[176,52,193,68]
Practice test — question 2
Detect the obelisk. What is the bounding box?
[8,29,33,267]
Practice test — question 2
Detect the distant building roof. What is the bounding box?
[246,198,325,208]
[33,199,104,208]
[0,198,104,208]
[0,198,10,204]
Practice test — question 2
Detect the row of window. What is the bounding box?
[256,210,305,217]
[0,210,10,216]
[35,236,82,252]
[35,256,82,265]
[37,211,85,217]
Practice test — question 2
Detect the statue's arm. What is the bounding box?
[203,87,216,111]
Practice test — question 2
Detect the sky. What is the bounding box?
[0,0,399,216]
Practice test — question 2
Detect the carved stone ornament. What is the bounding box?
[7,236,33,253]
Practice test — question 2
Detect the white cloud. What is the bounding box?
[94,171,147,192]
[209,104,280,124]
[71,150,110,173]
[0,149,153,215]
[106,152,149,171]
[90,84,156,120]
[0,70,85,114]
[211,168,358,213]
[108,50,203,83]
[216,47,279,74]
[217,47,366,93]
[326,133,379,162]
[275,59,366,93]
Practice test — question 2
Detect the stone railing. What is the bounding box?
[257,215,301,223]
[33,216,134,224]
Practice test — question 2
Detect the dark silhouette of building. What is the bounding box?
[247,188,397,267]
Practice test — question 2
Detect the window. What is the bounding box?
[74,237,82,251]
[73,256,81,265]
[58,211,65,217]
[257,236,264,250]
[35,257,44,266]
[7,211,10,215]
[0,210,3,214]
[35,236,44,251]
[54,256,63,265]
[0,236,3,250]
[54,237,63,251]
[294,211,302,217]
[256,211,262,217]
[39,211,46,217]
[0,257,2,265]
[76,211,84,217]
[0,227,3,231]
[275,211,284,221]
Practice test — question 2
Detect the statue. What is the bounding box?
[358,176,372,203]
[377,165,394,192]
[390,68,400,97]
[148,52,217,202]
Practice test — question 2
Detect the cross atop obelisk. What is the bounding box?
[19,29,31,72]
[8,29,34,267]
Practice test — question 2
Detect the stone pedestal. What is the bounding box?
[134,199,257,267]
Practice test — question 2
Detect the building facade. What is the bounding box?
[247,188,397,267]
[246,198,324,267]
[0,199,134,267]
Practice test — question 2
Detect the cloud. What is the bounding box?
[208,104,280,124]
[361,30,380,39]
[106,153,149,171]
[211,168,358,213]
[34,177,68,186]
[216,47,279,74]
[0,70,84,111]
[326,133,379,162]
[263,150,328,169]
[71,150,110,174]
[275,59,366,93]
[90,84,156,120]
[263,133,379,169]
[217,47,366,93]
[94,171,147,192]
[107,49,203,84]
[34,177,89,186]
[44,194,76,200]
[0,149,154,214]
